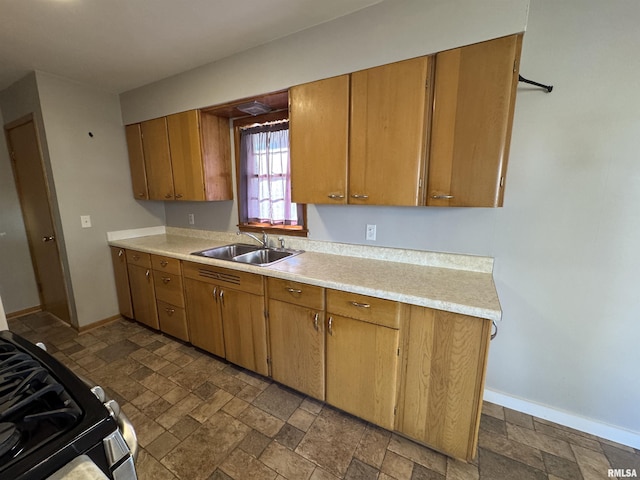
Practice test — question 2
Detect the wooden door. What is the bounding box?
[269,299,325,400]
[5,116,71,323]
[184,278,225,357]
[428,34,522,207]
[290,75,349,204]
[141,117,174,200]
[326,315,399,429]
[220,288,268,376]
[167,110,205,201]
[110,247,133,318]
[396,306,491,461]
[350,57,430,206]
[200,112,233,201]
[124,124,149,200]
[127,264,158,329]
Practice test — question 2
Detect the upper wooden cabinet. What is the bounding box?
[290,75,349,204]
[428,34,523,207]
[290,57,431,206]
[124,124,149,200]
[126,110,233,201]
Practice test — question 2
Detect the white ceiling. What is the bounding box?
[0,0,382,94]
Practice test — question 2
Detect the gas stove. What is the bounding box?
[0,330,137,479]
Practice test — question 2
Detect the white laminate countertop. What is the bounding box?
[108,229,502,322]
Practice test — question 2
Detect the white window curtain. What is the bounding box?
[240,122,298,226]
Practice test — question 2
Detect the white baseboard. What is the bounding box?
[484,388,640,450]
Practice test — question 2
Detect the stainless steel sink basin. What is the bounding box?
[191,243,260,260]
[191,243,302,266]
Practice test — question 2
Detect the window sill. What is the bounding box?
[238,223,308,238]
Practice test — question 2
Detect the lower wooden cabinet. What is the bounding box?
[396,305,492,461]
[267,277,326,400]
[110,247,133,319]
[126,262,159,330]
[184,277,226,357]
[183,262,268,376]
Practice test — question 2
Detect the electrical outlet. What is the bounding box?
[366,224,376,241]
[188,213,195,225]
[80,215,92,228]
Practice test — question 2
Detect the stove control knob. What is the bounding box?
[90,385,106,403]
[104,399,121,419]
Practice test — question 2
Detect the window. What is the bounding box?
[234,112,306,235]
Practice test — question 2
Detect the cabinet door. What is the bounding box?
[290,75,349,204]
[127,264,159,329]
[124,124,149,200]
[221,288,268,376]
[350,57,430,206]
[200,112,233,201]
[269,299,325,400]
[396,306,491,461]
[167,110,206,201]
[141,117,174,200]
[326,315,399,430]
[184,278,225,358]
[428,34,522,207]
[110,247,133,318]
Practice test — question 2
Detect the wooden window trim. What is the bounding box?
[233,110,308,237]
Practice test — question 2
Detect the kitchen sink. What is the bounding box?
[192,243,261,260]
[191,243,302,266]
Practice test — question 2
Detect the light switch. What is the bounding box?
[81,215,92,228]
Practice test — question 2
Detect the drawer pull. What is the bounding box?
[118,249,124,257]
[162,277,171,284]
[219,289,224,306]
[350,301,371,308]
[313,312,319,331]
[328,316,333,336]
[327,193,345,199]
[286,288,302,294]
[212,287,218,303]
[165,307,175,315]
[350,194,369,199]
[165,193,173,199]
[432,194,454,199]
[160,260,168,267]
[145,269,150,280]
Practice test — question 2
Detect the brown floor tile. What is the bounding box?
[260,440,316,480]
[239,404,286,437]
[344,457,380,479]
[296,407,367,478]
[478,429,545,471]
[221,396,249,418]
[146,431,181,460]
[504,408,535,430]
[156,393,202,429]
[275,423,305,450]
[381,450,414,480]
[209,469,233,480]
[354,424,391,469]
[189,389,234,423]
[239,429,273,458]
[571,444,613,480]
[387,434,447,475]
[252,383,304,421]
[477,448,546,480]
[169,415,201,440]
[288,407,317,432]
[137,449,178,480]
[95,339,141,363]
[193,381,220,400]
[220,448,277,480]
[601,442,640,470]
[481,401,505,420]
[300,397,324,415]
[542,451,583,480]
[410,464,444,480]
[446,457,479,480]
[309,468,340,480]
[534,421,604,453]
[479,413,507,436]
[507,423,575,461]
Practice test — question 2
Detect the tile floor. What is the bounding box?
[8,312,640,480]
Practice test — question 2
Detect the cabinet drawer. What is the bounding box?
[157,300,189,342]
[126,250,151,268]
[151,255,181,275]
[326,289,401,329]
[153,271,184,307]
[182,261,264,295]
[267,277,324,310]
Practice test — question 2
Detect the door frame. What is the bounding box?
[4,113,76,326]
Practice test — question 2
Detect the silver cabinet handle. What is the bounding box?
[350,301,370,308]
[212,286,218,302]
[145,269,150,280]
[328,316,333,336]
[313,312,319,331]
[350,194,369,199]
[165,193,173,199]
[162,277,171,284]
[42,235,55,242]
[327,194,345,199]
[175,193,183,199]
[165,307,175,315]
[118,249,124,257]
[219,289,224,306]
[160,260,168,267]
[287,288,302,294]
[432,195,454,199]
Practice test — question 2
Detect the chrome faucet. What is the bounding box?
[237,230,268,248]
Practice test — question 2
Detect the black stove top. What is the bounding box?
[0,331,117,479]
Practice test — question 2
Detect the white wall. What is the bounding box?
[118,0,640,443]
[34,72,166,327]
[0,74,56,314]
